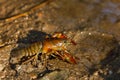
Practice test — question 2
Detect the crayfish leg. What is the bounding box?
[31,54,40,67]
[21,55,35,65]
[40,53,49,69]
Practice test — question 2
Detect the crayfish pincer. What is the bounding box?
[10,32,77,66]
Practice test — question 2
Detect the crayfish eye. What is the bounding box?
[63,40,70,46]
[64,40,67,43]
[62,39,67,43]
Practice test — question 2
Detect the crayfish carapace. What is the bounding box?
[10,32,77,66]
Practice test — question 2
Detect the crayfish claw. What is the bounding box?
[55,51,77,64]
[52,32,67,39]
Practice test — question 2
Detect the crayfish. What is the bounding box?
[10,32,77,66]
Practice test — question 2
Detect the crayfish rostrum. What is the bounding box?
[10,32,77,66]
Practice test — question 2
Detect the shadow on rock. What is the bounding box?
[17,30,50,44]
[37,69,61,79]
[100,45,120,80]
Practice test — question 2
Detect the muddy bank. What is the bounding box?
[0,0,120,80]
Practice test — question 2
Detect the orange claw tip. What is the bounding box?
[63,52,78,64]
[69,57,77,64]
[70,40,77,45]
[59,35,67,39]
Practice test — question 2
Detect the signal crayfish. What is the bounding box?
[10,32,77,67]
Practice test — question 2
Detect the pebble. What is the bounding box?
[0,64,4,71]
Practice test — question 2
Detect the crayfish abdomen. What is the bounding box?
[10,42,42,64]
